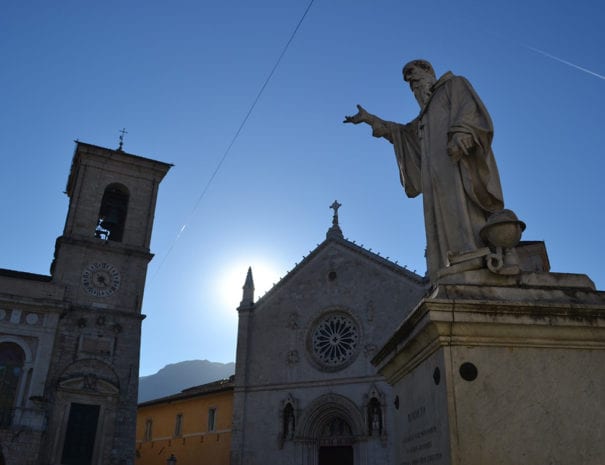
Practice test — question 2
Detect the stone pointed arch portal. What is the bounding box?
[298,394,367,465]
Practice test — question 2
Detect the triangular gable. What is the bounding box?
[254,235,427,308]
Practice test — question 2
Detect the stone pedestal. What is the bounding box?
[373,270,605,465]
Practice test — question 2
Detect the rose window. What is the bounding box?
[311,313,359,369]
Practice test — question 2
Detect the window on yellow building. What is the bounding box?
[174,414,183,437]
[208,408,216,432]
[144,419,153,441]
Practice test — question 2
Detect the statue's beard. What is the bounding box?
[412,81,432,108]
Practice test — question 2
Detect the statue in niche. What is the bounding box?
[368,398,382,436]
[345,60,524,281]
[283,403,295,440]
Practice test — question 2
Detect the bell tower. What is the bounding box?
[50,142,171,312]
[43,141,171,464]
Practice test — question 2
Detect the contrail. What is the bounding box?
[482,28,605,81]
[521,43,605,81]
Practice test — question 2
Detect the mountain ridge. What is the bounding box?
[138,359,235,403]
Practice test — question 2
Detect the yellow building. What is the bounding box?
[136,377,234,465]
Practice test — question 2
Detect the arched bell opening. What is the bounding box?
[95,183,129,242]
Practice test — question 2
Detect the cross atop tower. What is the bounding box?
[117,128,128,151]
[330,200,342,225]
[327,200,343,239]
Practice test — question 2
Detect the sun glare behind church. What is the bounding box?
[217,260,282,311]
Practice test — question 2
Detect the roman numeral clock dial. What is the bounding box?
[81,262,121,297]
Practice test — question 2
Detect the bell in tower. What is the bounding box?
[95,184,129,242]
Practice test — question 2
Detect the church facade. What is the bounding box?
[0,142,170,464]
[230,215,427,465]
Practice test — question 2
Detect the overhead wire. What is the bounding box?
[152,0,316,279]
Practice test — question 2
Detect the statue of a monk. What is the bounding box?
[345,60,505,282]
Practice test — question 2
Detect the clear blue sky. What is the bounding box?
[1,1,603,376]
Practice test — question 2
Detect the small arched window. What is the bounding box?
[0,342,25,427]
[95,184,129,242]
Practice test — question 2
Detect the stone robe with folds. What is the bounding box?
[379,72,504,281]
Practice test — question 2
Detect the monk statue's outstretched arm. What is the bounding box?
[344,105,394,142]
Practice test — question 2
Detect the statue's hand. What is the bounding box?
[344,104,370,124]
[448,133,475,161]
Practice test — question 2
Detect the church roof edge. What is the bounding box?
[254,235,427,306]
[74,140,174,168]
[138,376,234,407]
[0,268,52,282]
[65,141,173,196]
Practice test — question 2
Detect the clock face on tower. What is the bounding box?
[81,262,121,297]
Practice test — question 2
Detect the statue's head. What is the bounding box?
[402,59,435,82]
[402,59,436,108]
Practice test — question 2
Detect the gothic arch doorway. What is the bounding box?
[298,394,364,465]
[319,445,353,465]
[317,417,354,465]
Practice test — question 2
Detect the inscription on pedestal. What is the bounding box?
[391,351,449,465]
[401,405,443,465]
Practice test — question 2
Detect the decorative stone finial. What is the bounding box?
[240,267,255,308]
[327,200,343,239]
